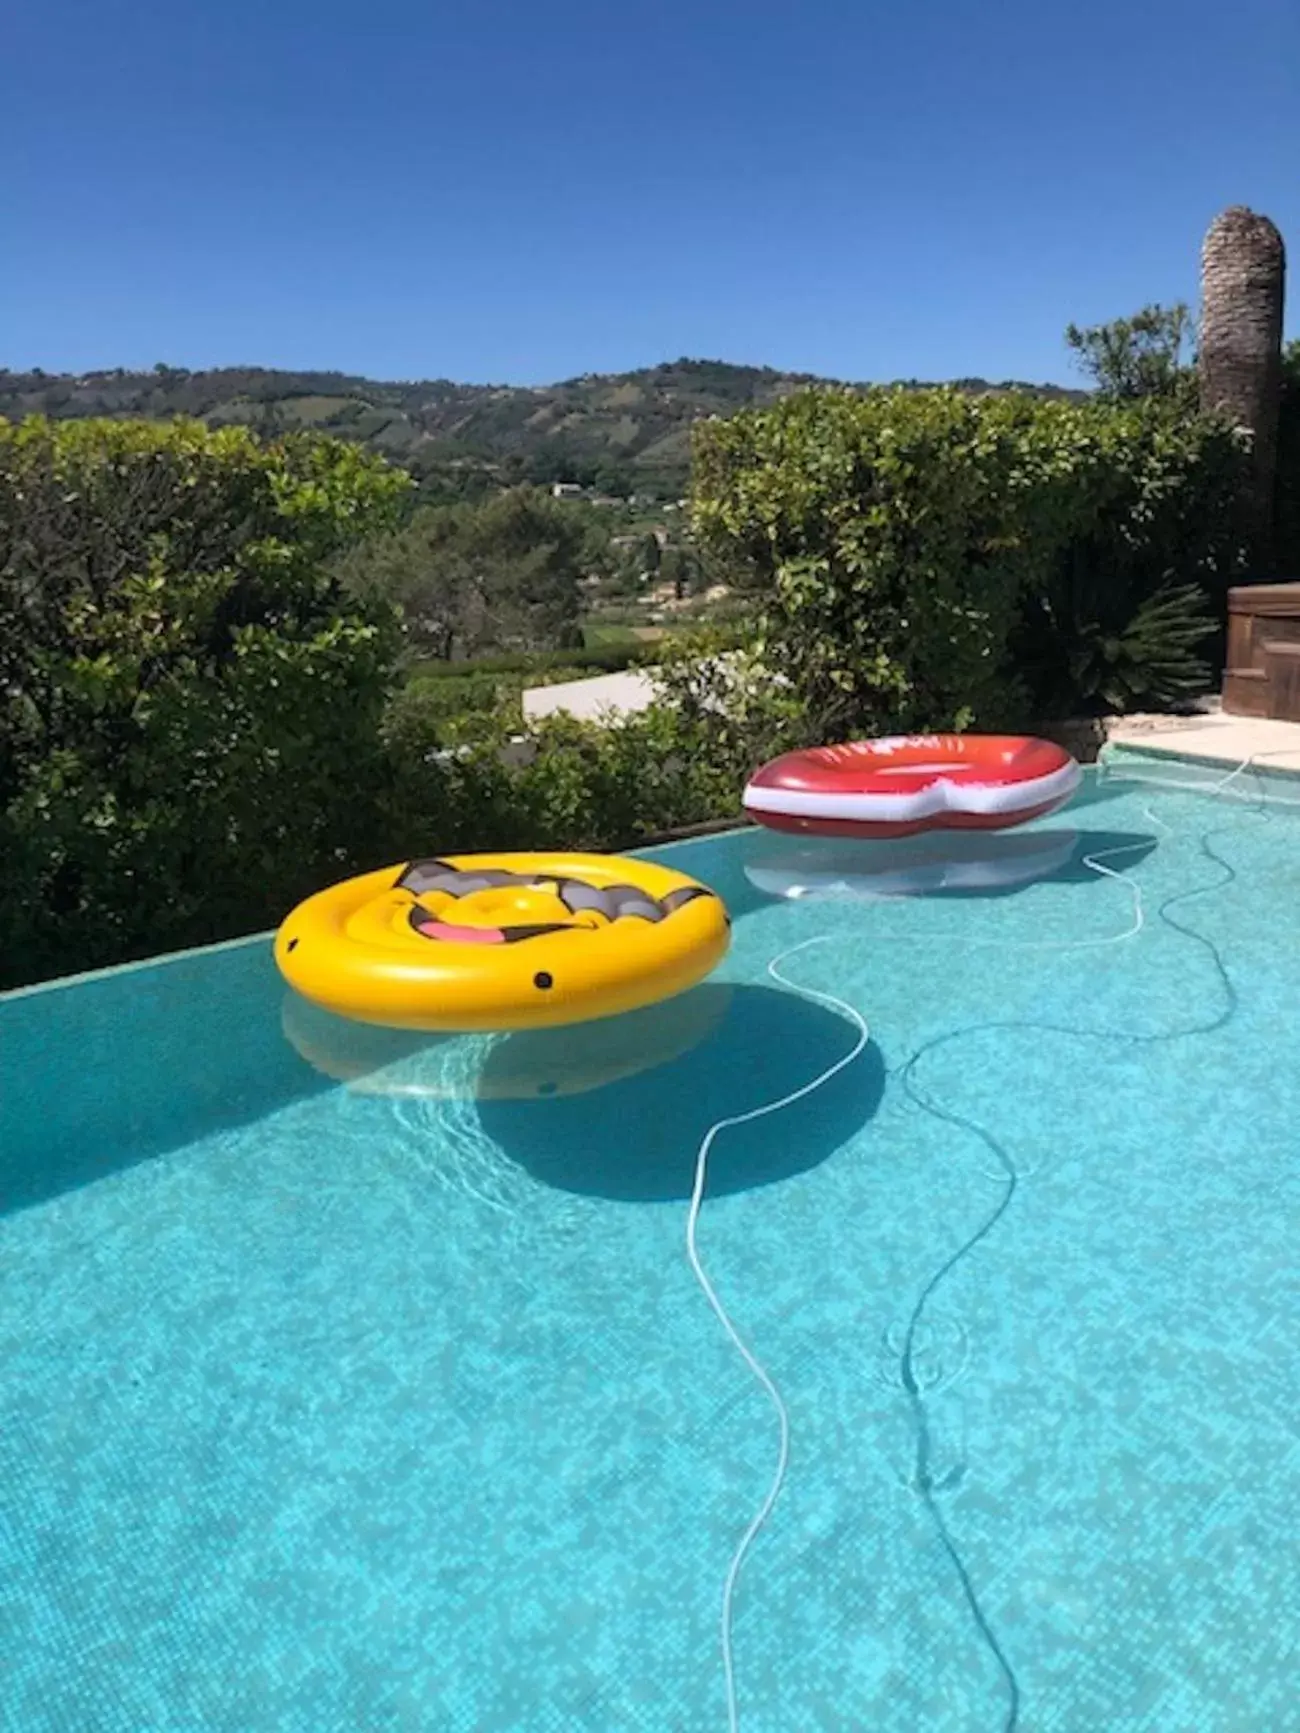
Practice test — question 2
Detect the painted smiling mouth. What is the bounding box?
[407,906,576,945]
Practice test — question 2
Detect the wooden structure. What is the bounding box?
[1223,584,1300,720]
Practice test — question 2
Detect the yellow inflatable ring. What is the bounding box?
[274,851,731,1032]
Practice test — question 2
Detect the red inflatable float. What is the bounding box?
[743,735,1082,840]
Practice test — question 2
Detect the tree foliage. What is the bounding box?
[638,532,662,577]
[1064,303,1195,402]
[692,386,1249,730]
[660,544,703,599]
[386,649,801,857]
[0,417,410,986]
[336,487,600,660]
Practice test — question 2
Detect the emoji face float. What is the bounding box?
[274,852,730,1032]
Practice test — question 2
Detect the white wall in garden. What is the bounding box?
[522,669,659,723]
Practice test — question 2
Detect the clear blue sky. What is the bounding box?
[4,0,1297,386]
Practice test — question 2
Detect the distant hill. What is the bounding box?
[0,358,1087,501]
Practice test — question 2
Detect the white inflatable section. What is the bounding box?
[743,756,1082,824]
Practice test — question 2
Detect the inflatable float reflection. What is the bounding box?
[744,827,1080,902]
[280,981,731,1101]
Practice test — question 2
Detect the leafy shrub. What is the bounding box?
[390,651,667,748]
[1013,579,1215,717]
[651,627,815,769]
[1007,402,1247,715]
[387,710,738,854]
[693,388,1044,733]
[384,631,802,854]
[406,640,663,680]
[693,387,1250,729]
[385,670,528,747]
[0,417,410,988]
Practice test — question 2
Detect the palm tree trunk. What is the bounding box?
[1198,206,1286,569]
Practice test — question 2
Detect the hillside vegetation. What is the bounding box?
[0,358,1085,501]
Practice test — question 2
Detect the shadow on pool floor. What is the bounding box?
[478,981,885,1202]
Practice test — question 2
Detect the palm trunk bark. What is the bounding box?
[1198,206,1286,569]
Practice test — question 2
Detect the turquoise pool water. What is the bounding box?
[2,753,1298,1731]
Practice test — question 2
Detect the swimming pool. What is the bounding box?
[2,752,1297,1730]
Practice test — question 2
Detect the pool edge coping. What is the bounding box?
[0,926,278,1004]
[1102,738,1300,780]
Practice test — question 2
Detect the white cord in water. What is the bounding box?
[1038,739,1298,940]
[836,825,1158,955]
[684,935,869,1733]
[687,748,1283,1730]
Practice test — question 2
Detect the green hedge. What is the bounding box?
[407,641,662,682]
[693,387,1250,728]
[0,414,779,990]
[0,417,410,988]
[387,670,529,739]
[392,654,653,742]
[379,631,803,854]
